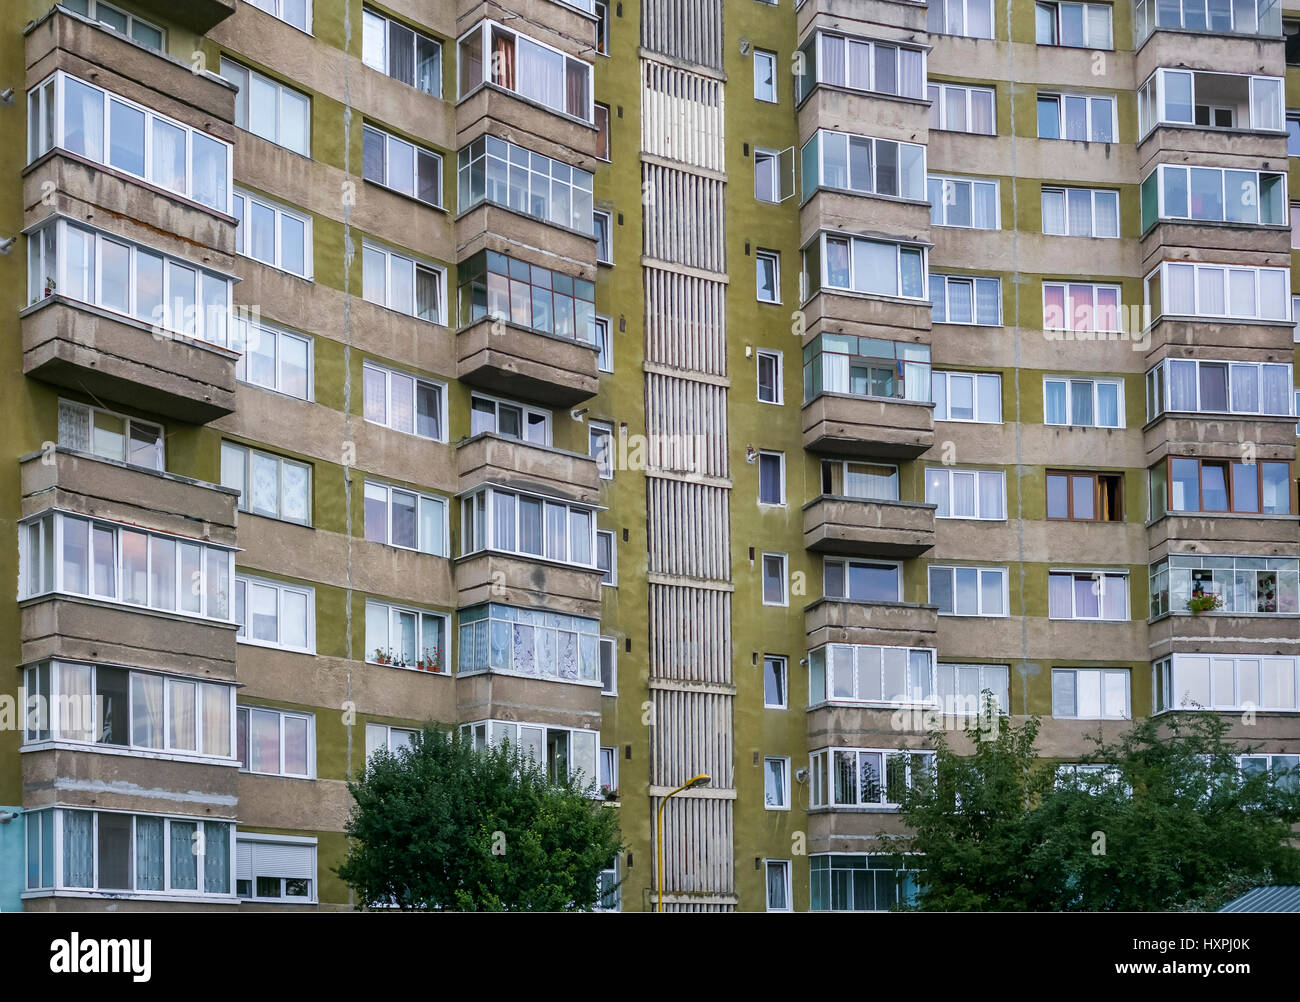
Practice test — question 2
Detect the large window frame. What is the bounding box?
[927,0,995,38]
[457,20,594,124]
[1048,570,1130,621]
[927,565,1009,617]
[218,58,310,157]
[804,232,928,301]
[220,442,312,526]
[1035,1,1114,48]
[457,135,595,235]
[362,122,443,207]
[236,705,315,778]
[927,82,996,135]
[1151,456,1293,517]
[1052,667,1131,719]
[1154,653,1299,713]
[460,486,599,568]
[1043,375,1125,428]
[363,480,450,556]
[362,360,447,442]
[929,274,1002,326]
[796,31,927,103]
[57,399,164,472]
[936,663,1010,715]
[927,174,1000,229]
[1144,260,1290,323]
[823,557,904,602]
[1037,91,1117,142]
[931,370,1002,423]
[809,643,937,706]
[230,314,313,400]
[470,392,552,445]
[61,0,165,49]
[924,467,1007,520]
[1137,68,1284,138]
[234,574,315,654]
[1041,186,1120,238]
[1141,164,1287,229]
[232,188,313,279]
[1046,470,1125,521]
[362,239,447,325]
[810,748,936,808]
[800,129,927,202]
[1150,554,1300,617]
[362,6,442,96]
[365,599,449,671]
[1041,281,1124,333]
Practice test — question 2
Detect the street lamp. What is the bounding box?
[656,773,710,913]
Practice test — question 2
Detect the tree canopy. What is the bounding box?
[337,724,623,911]
[885,704,1300,911]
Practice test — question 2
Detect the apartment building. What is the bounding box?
[0,0,1295,913]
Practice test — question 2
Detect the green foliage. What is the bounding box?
[887,700,1300,911]
[336,724,623,911]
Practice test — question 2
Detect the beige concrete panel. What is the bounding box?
[456,87,600,165]
[929,133,1137,186]
[800,189,931,248]
[1147,514,1300,559]
[1137,127,1288,173]
[803,497,936,557]
[804,598,939,648]
[798,88,932,149]
[932,229,1142,282]
[22,747,237,815]
[805,705,937,747]
[1019,423,1147,469]
[457,318,600,408]
[797,0,928,40]
[804,292,933,342]
[1134,29,1285,83]
[455,551,604,617]
[454,671,603,729]
[456,433,601,505]
[456,202,597,271]
[1144,415,1298,463]
[236,773,351,834]
[1148,614,1300,660]
[1145,319,1296,358]
[802,394,935,457]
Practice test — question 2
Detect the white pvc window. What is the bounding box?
[234,574,315,652]
[470,393,551,444]
[927,0,994,38]
[1035,2,1113,47]
[810,748,935,807]
[61,0,164,49]
[219,59,310,156]
[220,442,312,525]
[1138,69,1284,137]
[808,644,937,705]
[246,0,311,32]
[762,553,788,606]
[1154,654,1299,712]
[363,480,448,556]
[929,274,1002,325]
[1037,91,1116,142]
[801,130,926,201]
[1042,281,1123,333]
[1145,357,1292,418]
[928,565,1008,616]
[927,83,996,135]
[362,361,446,440]
[236,705,314,777]
[1048,571,1129,621]
[1143,164,1287,226]
[230,315,312,399]
[931,371,1002,422]
[362,6,441,95]
[1052,668,1130,719]
[365,600,449,669]
[754,49,777,102]
[936,663,1010,715]
[235,836,316,902]
[924,468,1006,519]
[231,190,312,278]
[1145,261,1290,322]
[1043,376,1124,428]
[765,757,790,810]
[457,20,593,123]
[800,31,926,101]
[813,233,927,299]
[363,123,443,206]
[362,241,446,323]
[1042,187,1120,238]
[460,487,598,567]
[27,71,230,211]
[57,399,163,471]
[928,175,1000,229]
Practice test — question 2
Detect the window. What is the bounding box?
[764,656,788,708]
[363,481,448,555]
[758,451,785,505]
[470,394,551,445]
[1151,555,1300,617]
[1046,471,1124,520]
[461,719,599,791]
[1135,0,1282,41]
[810,854,919,911]
[928,565,1008,617]
[1052,668,1130,719]
[1290,113,1300,154]
[1155,654,1299,712]
[457,250,597,344]
[1141,165,1287,230]
[594,210,613,263]
[929,274,1002,326]
[1054,763,1125,792]
[927,0,994,37]
[765,860,791,911]
[809,643,937,704]
[232,189,312,278]
[928,82,996,135]
[27,71,227,209]
[925,467,1006,519]
[599,746,618,797]
[24,808,233,897]
[23,660,233,759]
[19,511,234,621]
[457,136,595,234]
[590,422,614,479]
[25,218,233,345]
[595,1,609,54]
[800,130,927,202]
[1144,261,1290,323]
[820,460,899,501]
[762,553,788,606]
[362,123,442,207]
[595,863,620,911]
[236,706,313,777]
[1035,2,1113,47]
[220,442,312,525]
[219,59,310,156]
[756,250,781,303]
[805,233,927,300]
[823,558,903,602]
[1138,69,1283,137]
[246,0,311,32]
[362,361,446,441]
[362,240,446,323]
[235,836,316,903]
[936,663,1010,715]
[1048,570,1129,620]
[594,103,610,160]
[596,530,617,585]
[754,49,777,102]
[796,32,926,102]
[595,316,612,372]
[810,749,935,807]
[1152,457,1292,517]
[458,20,593,123]
[61,0,165,49]
[1043,376,1124,427]
[362,7,441,96]
[802,333,930,402]
[1042,281,1124,333]
[931,371,1002,422]
[235,575,315,652]
[754,147,795,202]
[57,400,163,471]
[1042,187,1120,238]
[928,175,1000,229]
[757,350,782,403]
[599,636,617,694]
[230,314,313,399]
[365,600,448,670]
[765,757,790,810]
[365,723,418,760]
[1240,754,1300,793]
[460,487,598,567]
[1037,92,1116,142]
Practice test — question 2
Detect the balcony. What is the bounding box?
[457,433,600,506]
[804,597,938,650]
[1135,1,1284,64]
[21,747,237,818]
[803,496,936,557]
[1149,512,1300,554]
[458,318,598,407]
[802,394,934,458]
[455,671,603,729]
[455,551,603,618]
[22,297,238,423]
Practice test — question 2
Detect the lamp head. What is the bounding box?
[687,774,711,789]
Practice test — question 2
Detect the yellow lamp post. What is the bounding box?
[656,773,710,913]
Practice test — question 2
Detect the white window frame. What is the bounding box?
[1035,1,1114,48]
[754,49,778,102]
[245,0,312,33]
[362,122,443,208]
[65,0,166,48]
[1041,186,1121,238]
[590,421,614,479]
[1041,281,1125,333]
[599,636,618,694]
[928,82,997,135]
[806,32,928,101]
[1051,667,1131,719]
[814,232,928,300]
[931,370,1002,423]
[236,705,316,778]
[810,748,936,808]
[762,552,789,607]
[757,450,786,505]
[803,130,927,201]
[764,757,791,811]
[809,643,938,706]
[362,360,448,442]
[459,487,599,568]
[457,19,594,124]
[824,557,904,602]
[1138,68,1285,137]
[1146,164,1288,226]
[1048,570,1130,621]
[764,859,792,912]
[936,663,1011,715]
[232,188,313,279]
[757,349,783,404]
[57,399,164,471]
[218,58,311,156]
[928,175,1001,229]
[594,210,613,264]
[235,574,316,653]
[231,314,314,400]
[1043,375,1125,428]
[928,565,1010,617]
[365,599,450,670]
[361,239,447,324]
[594,315,613,372]
[365,722,420,760]
[764,655,789,709]
[361,6,442,97]
[470,392,552,445]
[1145,357,1293,419]
[924,467,1007,520]
[756,249,781,304]
[1038,91,1117,142]
[1145,261,1291,323]
[928,0,995,38]
[596,530,617,586]
[929,274,1002,326]
[1155,653,1300,713]
[235,833,317,903]
[362,480,449,556]
[220,441,313,525]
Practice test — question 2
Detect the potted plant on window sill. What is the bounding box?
[415,647,443,673]
[1186,592,1223,615]
[601,785,620,803]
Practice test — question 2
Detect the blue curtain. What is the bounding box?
[136,816,164,891]
[203,823,230,894]
[62,810,94,887]
[170,820,198,890]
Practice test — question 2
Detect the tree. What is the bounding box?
[887,700,1300,911]
[336,724,623,911]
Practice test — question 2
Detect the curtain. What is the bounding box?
[1042,190,1066,234]
[945,88,969,132]
[1168,359,1197,410]
[972,184,997,229]
[203,823,230,894]
[1043,284,1066,331]
[978,472,1005,519]
[1230,364,1259,413]
[951,472,976,517]
[899,48,923,98]
[545,502,566,561]
[170,820,198,890]
[1228,268,1256,317]
[517,37,562,111]
[202,683,229,758]
[63,810,94,887]
[1095,383,1119,427]
[59,663,94,742]
[1199,364,1229,411]
[1063,96,1088,140]
[1091,97,1115,141]
[565,58,589,120]
[822,36,846,88]
[970,89,993,134]
[1070,380,1094,426]
[1166,263,1195,313]
[136,816,164,891]
[1262,365,1288,414]
[389,372,414,433]
[415,34,440,95]
[168,679,196,752]
[64,79,105,162]
[151,118,186,195]
[1102,576,1128,620]
[975,278,1000,323]
[492,30,515,90]
[1066,188,1093,235]
[1074,576,1100,618]
[1048,574,1073,618]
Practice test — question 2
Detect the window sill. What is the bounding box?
[236,508,315,530]
[806,699,938,712]
[19,741,240,768]
[457,82,598,132]
[239,897,318,905]
[18,591,238,631]
[238,768,316,780]
[19,294,240,357]
[365,659,451,675]
[236,637,317,655]
[455,666,602,688]
[236,251,315,284]
[359,297,448,329]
